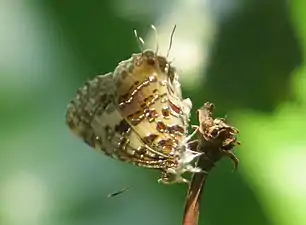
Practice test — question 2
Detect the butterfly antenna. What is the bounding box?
[166,24,177,58]
[134,29,145,52]
[150,24,159,55]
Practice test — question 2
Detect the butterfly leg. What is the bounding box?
[158,170,190,184]
[182,126,199,145]
[185,164,207,174]
[158,175,190,184]
[158,177,190,184]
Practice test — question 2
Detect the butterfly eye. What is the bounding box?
[143,49,155,58]
[147,58,155,65]
[143,50,155,65]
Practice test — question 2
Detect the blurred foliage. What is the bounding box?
[0,1,305,225]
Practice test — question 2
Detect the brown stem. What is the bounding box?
[182,102,240,225]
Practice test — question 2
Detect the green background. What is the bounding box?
[1,1,306,225]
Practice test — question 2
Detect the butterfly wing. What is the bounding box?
[65,73,170,168]
[112,50,192,158]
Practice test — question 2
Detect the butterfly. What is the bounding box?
[65,25,203,184]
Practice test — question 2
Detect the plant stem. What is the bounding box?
[182,102,240,225]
